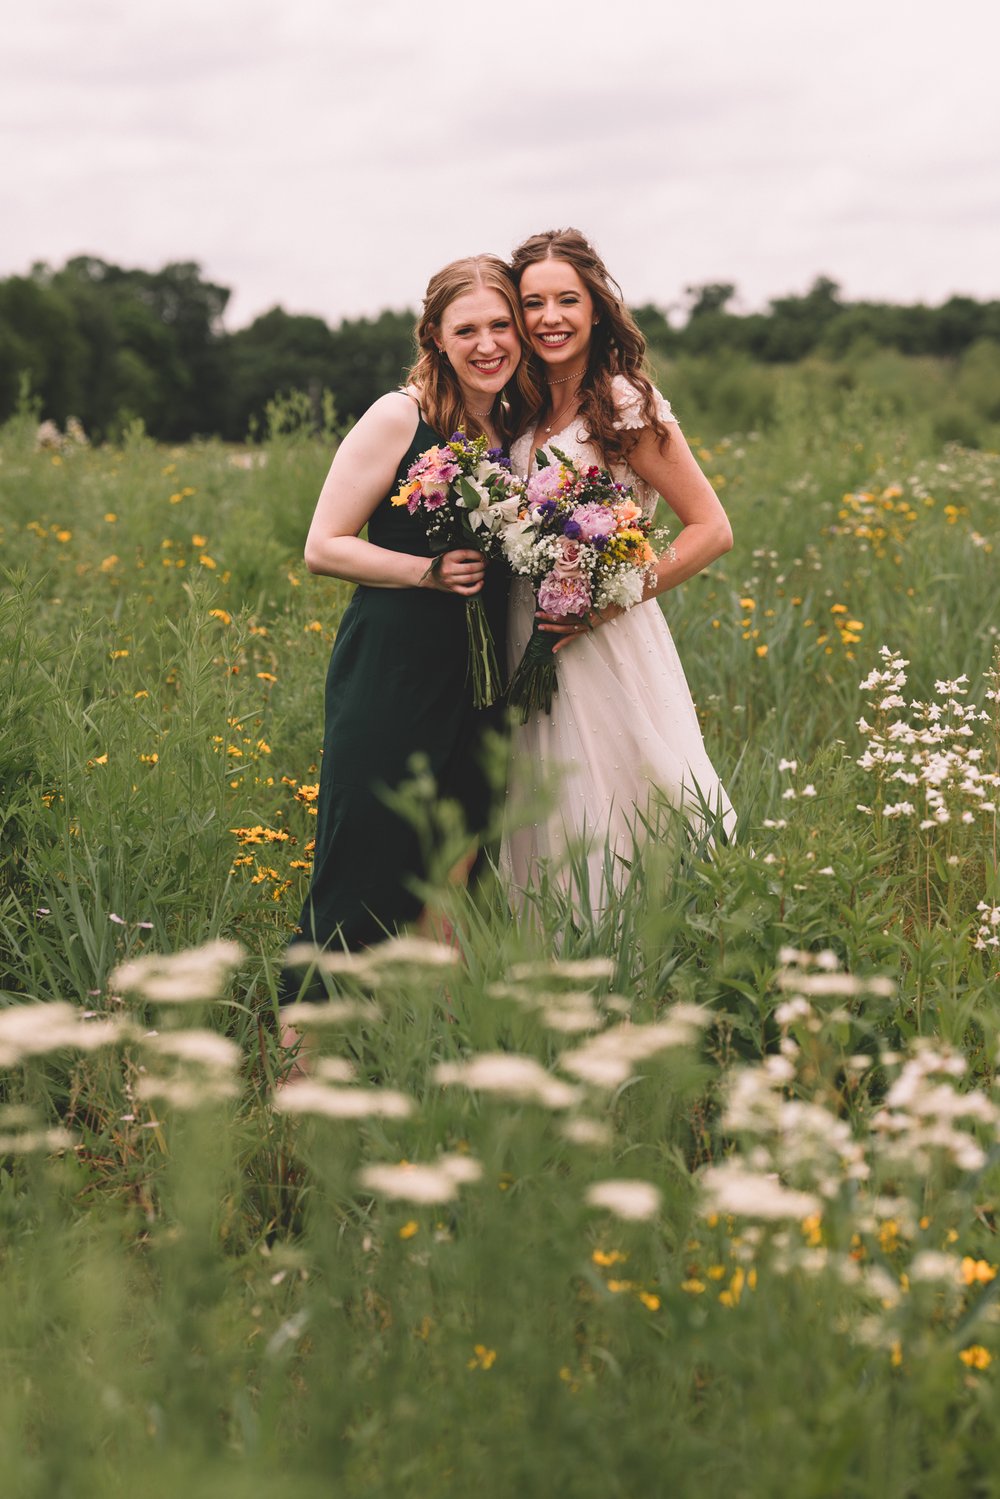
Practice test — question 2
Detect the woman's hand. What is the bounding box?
[421,548,486,596]
[535,604,623,652]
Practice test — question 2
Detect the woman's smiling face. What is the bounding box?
[518,258,595,371]
[436,287,521,401]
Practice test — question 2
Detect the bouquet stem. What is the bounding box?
[466,596,500,710]
[506,621,558,723]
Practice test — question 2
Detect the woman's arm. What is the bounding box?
[303,392,485,596]
[629,423,733,598]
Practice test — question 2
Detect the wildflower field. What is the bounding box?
[1,384,999,1498]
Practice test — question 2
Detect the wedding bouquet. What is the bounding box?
[502,448,667,721]
[391,432,522,708]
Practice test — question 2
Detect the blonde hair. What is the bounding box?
[510,228,671,464]
[408,255,539,445]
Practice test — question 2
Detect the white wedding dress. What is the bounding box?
[501,375,736,916]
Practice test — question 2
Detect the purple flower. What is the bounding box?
[563,519,582,540]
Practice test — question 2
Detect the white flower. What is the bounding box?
[358,1154,482,1204]
[0,1002,124,1066]
[700,1164,820,1221]
[110,939,244,1003]
[275,1084,414,1120]
[433,1053,579,1109]
[585,1179,661,1221]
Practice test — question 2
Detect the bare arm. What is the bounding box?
[303,392,484,596]
[629,422,733,599]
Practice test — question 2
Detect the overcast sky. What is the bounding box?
[3,0,998,329]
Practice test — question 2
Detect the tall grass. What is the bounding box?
[1,387,998,1496]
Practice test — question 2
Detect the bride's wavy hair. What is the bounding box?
[510,228,671,465]
[407,255,540,446]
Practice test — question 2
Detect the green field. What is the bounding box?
[1,386,999,1497]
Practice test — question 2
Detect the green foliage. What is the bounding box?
[0,387,998,1495]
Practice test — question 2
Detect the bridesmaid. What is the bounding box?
[279,254,536,1011]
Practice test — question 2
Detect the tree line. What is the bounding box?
[1,257,998,442]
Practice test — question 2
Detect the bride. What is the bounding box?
[502,228,737,915]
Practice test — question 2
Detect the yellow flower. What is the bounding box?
[755,644,768,657]
[304,620,323,633]
[467,1344,497,1371]
[878,1220,901,1255]
[209,609,232,625]
[718,1266,745,1308]
[55,529,72,542]
[890,1341,903,1368]
[139,752,159,765]
[104,512,117,523]
[961,1257,998,1286]
[681,1279,706,1295]
[391,481,420,508]
[739,597,755,610]
[398,1221,419,1240]
[959,1345,992,1370]
[192,534,207,548]
[257,672,277,684]
[100,555,119,572]
[637,1291,661,1311]
[592,1249,628,1267]
[199,554,217,570]
[109,649,129,660]
[134,690,149,700]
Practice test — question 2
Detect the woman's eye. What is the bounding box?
[492,320,510,330]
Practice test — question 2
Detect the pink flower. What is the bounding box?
[553,538,584,578]
[537,570,592,618]
[571,503,616,543]
[526,466,568,505]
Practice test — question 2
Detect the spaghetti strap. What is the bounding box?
[397,387,425,419]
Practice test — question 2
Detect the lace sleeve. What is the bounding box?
[611,375,675,430]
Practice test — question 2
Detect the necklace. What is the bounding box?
[547,367,585,385]
[544,404,580,437]
[466,403,493,417]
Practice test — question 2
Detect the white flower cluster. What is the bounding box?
[973,901,1000,951]
[856,647,999,830]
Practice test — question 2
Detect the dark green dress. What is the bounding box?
[279,413,508,1002]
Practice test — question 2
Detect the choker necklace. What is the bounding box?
[547,367,585,385]
[467,403,493,417]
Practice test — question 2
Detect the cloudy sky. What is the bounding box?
[3,0,998,329]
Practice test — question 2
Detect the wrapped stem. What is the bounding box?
[506,620,558,723]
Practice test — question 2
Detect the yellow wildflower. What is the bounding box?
[398,1221,419,1241]
[592,1249,628,1268]
[961,1258,997,1286]
[959,1345,991,1370]
[467,1344,497,1371]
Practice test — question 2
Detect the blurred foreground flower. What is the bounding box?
[110,939,244,1003]
[358,1154,482,1204]
[585,1179,662,1222]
